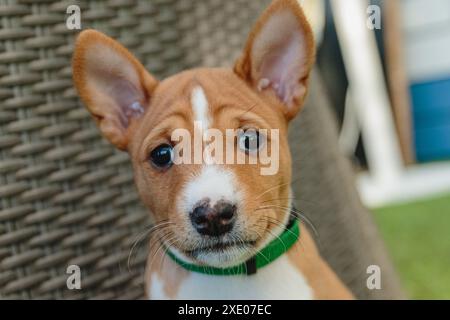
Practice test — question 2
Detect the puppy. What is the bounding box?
[72,0,353,300]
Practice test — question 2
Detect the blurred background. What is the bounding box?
[309,0,450,299]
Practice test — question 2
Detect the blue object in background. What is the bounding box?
[411,77,450,162]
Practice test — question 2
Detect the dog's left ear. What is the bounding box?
[234,0,315,120]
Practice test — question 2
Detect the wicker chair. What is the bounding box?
[0,0,404,299]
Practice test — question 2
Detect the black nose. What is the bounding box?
[190,200,237,237]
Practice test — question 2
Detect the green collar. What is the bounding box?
[165,219,300,276]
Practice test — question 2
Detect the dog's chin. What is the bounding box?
[193,243,256,268]
[171,224,283,268]
[172,239,259,268]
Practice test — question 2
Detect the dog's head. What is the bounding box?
[72,0,315,267]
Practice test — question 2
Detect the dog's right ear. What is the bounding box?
[72,30,158,150]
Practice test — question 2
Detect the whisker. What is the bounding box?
[147,233,177,273]
[128,221,174,272]
[261,215,302,240]
[265,227,287,253]
[247,229,271,264]
[257,205,319,238]
[260,215,307,253]
[253,173,308,201]
[254,181,292,200]
[158,236,180,274]
[254,205,321,250]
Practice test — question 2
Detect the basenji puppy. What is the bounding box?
[72,0,354,300]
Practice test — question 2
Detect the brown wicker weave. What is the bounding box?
[0,0,403,299]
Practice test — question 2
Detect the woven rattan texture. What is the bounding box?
[0,0,270,299]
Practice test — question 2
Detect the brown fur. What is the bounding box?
[145,237,189,299]
[72,0,353,300]
[288,227,354,299]
[128,69,293,256]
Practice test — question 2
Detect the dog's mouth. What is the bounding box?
[169,222,276,267]
[184,240,257,258]
[179,240,257,259]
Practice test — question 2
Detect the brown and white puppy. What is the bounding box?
[72,0,353,300]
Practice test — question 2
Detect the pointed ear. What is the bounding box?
[72,30,158,150]
[234,0,315,120]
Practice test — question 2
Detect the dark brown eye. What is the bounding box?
[150,144,174,169]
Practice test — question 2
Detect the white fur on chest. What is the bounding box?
[149,255,313,300]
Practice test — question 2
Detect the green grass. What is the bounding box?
[374,194,450,299]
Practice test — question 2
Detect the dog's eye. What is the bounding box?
[150,144,174,169]
[239,129,263,153]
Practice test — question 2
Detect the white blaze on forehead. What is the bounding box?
[181,166,240,213]
[191,86,210,129]
[185,86,239,211]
